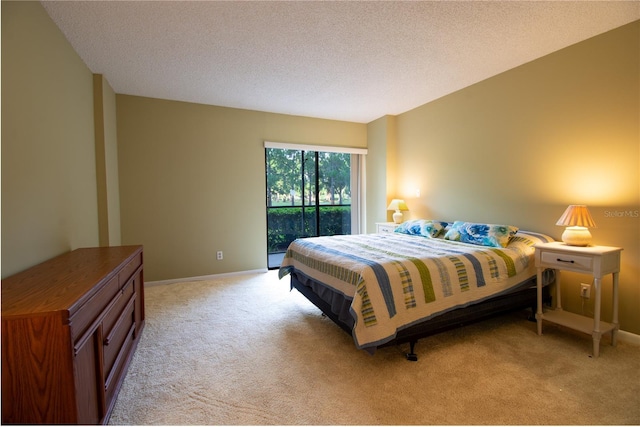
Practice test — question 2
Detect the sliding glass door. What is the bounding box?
[266,147,353,269]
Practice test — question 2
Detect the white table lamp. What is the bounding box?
[556,204,597,246]
[387,199,408,224]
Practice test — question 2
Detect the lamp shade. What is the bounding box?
[556,205,597,228]
[386,199,408,212]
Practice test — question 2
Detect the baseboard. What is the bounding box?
[617,329,640,347]
[144,268,269,287]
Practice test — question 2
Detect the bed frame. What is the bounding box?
[289,270,551,361]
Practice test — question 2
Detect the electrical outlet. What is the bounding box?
[216,251,223,260]
[580,283,591,299]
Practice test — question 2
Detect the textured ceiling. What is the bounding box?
[41,1,639,123]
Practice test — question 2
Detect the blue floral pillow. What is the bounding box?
[443,221,519,248]
[394,220,447,238]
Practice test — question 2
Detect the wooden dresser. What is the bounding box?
[1,246,145,424]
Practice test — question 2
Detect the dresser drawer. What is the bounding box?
[540,251,593,272]
[104,319,135,408]
[103,294,135,382]
[70,275,119,341]
[119,253,142,287]
[102,278,135,339]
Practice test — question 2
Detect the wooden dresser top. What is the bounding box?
[2,246,142,319]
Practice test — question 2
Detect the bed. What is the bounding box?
[278,220,555,360]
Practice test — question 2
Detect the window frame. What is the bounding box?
[264,141,367,234]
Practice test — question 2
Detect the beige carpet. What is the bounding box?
[109,270,640,425]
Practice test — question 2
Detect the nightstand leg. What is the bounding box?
[536,268,543,335]
[555,270,562,310]
[611,272,620,346]
[592,276,602,357]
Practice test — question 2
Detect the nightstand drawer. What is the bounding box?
[376,222,398,233]
[541,251,592,271]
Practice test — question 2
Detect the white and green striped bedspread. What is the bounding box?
[279,231,554,350]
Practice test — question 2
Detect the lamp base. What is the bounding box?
[561,226,592,246]
[392,210,403,224]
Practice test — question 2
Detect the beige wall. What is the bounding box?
[389,21,639,334]
[366,115,398,230]
[1,1,100,277]
[116,95,367,281]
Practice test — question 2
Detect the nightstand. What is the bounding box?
[376,222,399,233]
[534,242,622,357]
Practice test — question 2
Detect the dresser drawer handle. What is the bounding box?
[557,258,575,264]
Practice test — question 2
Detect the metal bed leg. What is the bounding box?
[406,341,418,361]
[528,302,537,322]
